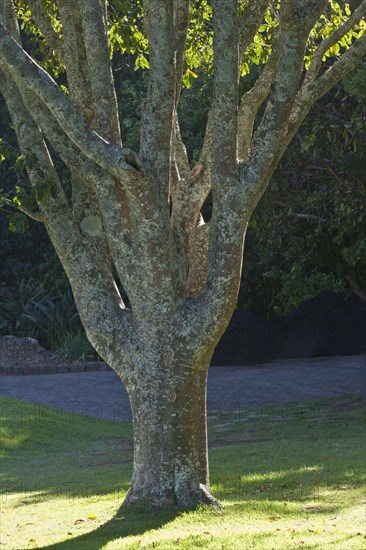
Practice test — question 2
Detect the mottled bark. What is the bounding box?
[1,0,365,510]
[124,343,214,508]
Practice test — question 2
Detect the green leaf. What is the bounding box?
[134,54,149,70]
[8,213,29,234]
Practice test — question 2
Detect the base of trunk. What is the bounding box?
[123,482,222,511]
[124,349,219,511]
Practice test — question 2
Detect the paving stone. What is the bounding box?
[1,354,364,422]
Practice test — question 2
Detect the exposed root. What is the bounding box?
[123,483,223,512]
[123,486,176,511]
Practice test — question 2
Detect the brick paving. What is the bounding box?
[0,355,365,422]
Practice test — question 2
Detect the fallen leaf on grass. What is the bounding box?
[268,515,281,521]
[88,515,99,520]
[67,532,73,536]
[74,519,84,525]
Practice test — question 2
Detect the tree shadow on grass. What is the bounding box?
[38,503,179,550]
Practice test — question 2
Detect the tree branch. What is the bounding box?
[0,69,70,217]
[56,0,121,144]
[0,23,141,180]
[26,0,64,59]
[140,0,176,184]
[171,112,191,187]
[174,0,190,104]
[238,49,278,161]
[288,34,366,148]
[57,0,95,125]
[191,0,245,345]
[312,31,366,102]
[239,0,270,53]
[170,109,212,293]
[240,16,366,230]
[5,71,136,293]
[78,0,121,144]
[170,0,191,207]
[0,0,19,37]
[211,0,239,187]
[240,0,328,213]
[0,76,134,365]
[18,82,135,298]
[186,221,210,296]
[0,2,140,370]
[14,202,44,222]
[0,2,70,217]
[346,269,366,301]
[305,0,366,84]
[125,0,179,311]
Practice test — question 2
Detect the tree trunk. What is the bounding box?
[123,348,219,509]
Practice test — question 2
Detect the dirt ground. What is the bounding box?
[0,335,87,372]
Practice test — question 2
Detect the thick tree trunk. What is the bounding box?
[123,350,218,509]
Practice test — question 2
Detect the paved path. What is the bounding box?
[0,355,365,421]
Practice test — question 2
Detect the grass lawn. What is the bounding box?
[0,393,365,549]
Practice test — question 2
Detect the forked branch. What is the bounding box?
[0,24,141,181]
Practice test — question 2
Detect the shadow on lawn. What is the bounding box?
[38,503,180,550]
[36,498,347,550]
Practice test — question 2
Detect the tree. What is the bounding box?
[0,0,365,510]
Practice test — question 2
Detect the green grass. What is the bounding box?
[0,394,365,549]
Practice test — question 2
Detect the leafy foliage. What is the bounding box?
[276,269,346,315]
[178,75,212,163]
[108,0,150,71]
[305,1,366,68]
[14,0,64,78]
[53,330,99,361]
[239,64,366,318]
[0,279,81,349]
[113,55,147,150]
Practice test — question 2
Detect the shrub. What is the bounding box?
[53,331,99,361]
[0,279,81,349]
[276,269,347,316]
